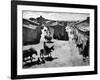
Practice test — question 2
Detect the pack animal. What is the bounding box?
[23,48,38,63]
[40,42,54,58]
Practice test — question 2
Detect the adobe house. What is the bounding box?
[23,18,43,45]
[74,17,90,48]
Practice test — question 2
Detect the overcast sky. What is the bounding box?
[23,11,89,21]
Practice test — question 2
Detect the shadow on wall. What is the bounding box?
[53,25,69,41]
[23,26,42,45]
[23,24,69,46]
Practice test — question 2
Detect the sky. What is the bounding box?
[23,11,90,21]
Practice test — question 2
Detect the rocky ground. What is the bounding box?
[23,39,89,68]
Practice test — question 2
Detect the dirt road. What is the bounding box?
[23,40,89,68]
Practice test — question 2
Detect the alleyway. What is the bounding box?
[23,39,89,68]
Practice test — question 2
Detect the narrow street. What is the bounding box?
[23,39,89,68]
